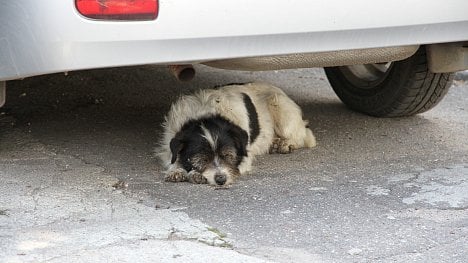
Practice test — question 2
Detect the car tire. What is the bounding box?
[324,47,454,117]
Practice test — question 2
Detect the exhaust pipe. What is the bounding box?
[168,64,195,82]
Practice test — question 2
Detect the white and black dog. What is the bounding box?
[157,82,316,186]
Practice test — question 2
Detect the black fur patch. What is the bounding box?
[242,93,260,144]
[170,115,248,172]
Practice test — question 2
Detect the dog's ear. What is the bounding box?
[229,126,249,157]
[169,137,184,164]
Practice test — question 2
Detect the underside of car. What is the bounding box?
[2,43,467,117]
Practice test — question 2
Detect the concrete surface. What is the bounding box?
[0,66,467,262]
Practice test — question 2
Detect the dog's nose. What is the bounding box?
[215,174,227,185]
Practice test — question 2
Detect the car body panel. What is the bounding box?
[1,0,468,81]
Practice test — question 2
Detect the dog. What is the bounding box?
[157,82,316,186]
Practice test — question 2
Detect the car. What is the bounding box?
[1,0,468,116]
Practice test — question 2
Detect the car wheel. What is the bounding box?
[324,47,454,117]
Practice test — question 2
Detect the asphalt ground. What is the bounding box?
[1,66,467,262]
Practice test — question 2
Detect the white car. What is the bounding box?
[1,0,468,116]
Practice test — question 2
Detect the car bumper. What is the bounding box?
[1,0,468,81]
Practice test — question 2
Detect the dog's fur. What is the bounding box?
[157,82,316,186]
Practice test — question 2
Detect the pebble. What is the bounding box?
[347,248,362,255]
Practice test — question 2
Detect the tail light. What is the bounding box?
[75,0,158,21]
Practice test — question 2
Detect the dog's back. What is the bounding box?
[217,82,315,152]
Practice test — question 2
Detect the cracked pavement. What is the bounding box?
[0,67,467,262]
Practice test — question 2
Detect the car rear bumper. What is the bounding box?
[1,0,468,81]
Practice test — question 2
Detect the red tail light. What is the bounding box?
[75,0,158,21]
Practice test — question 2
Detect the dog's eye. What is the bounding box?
[221,152,235,161]
[188,155,209,171]
[196,157,209,165]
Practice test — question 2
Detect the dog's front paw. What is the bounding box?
[270,137,295,154]
[279,144,295,154]
[165,168,188,182]
[187,171,208,184]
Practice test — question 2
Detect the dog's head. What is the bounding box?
[170,115,248,185]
